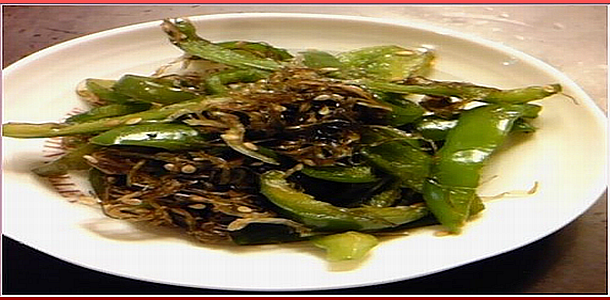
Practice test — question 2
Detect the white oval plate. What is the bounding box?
[2,13,607,292]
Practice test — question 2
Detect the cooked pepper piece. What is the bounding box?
[80,78,132,104]
[360,126,432,192]
[204,68,271,95]
[337,45,435,81]
[362,78,561,104]
[89,123,211,150]
[162,18,282,71]
[113,74,199,105]
[300,165,380,183]
[416,117,459,141]
[373,92,425,126]
[66,103,152,124]
[300,50,344,69]
[311,231,379,261]
[416,103,542,141]
[423,104,531,233]
[217,40,294,61]
[2,97,229,138]
[260,170,429,231]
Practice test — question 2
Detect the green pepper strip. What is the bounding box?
[217,41,294,61]
[360,126,432,192]
[300,165,380,183]
[89,123,211,151]
[337,45,435,81]
[83,78,131,104]
[260,170,429,231]
[112,75,199,105]
[162,18,282,71]
[423,104,530,233]
[204,68,271,95]
[66,103,152,124]
[2,97,229,138]
[416,104,541,141]
[361,78,561,104]
[311,231,379,261]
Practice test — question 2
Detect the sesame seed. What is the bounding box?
[163,163,176,171]
[124,117,142,125]
[318,106,331,115]
[221,133,240,141]
[188,204,207,209]
[395,50,415,56]
[319,67,339,72]
[105,120,122,126]
[303,159,316,166]
[313,94,332,101]
[243,142,258,151]
[237,206,253,213]
[181,164,197,173]
[82,155,99,164]
[121,198,143,205]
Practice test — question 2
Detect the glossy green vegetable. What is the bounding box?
[260,170,429,231]
[82,78,131,104]
[423,104,530,233]
[66,103,152,124]
[337,46,435,81]
[113,75,198,104]
[416,104,541,141]
[300,165,380,183]
[204,68,271,95]
[300,50,344,69]
[362,78,561,104]
[361,126,432,192]
[162,18,282,71]
[311,231,379,261]
[366,185,402,208]
[89,123,210,150]
[416,117,459,141]
[217,40,294,61]
[373,92,425,126]
[2,97,228,138]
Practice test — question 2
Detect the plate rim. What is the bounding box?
[3,12,608,292]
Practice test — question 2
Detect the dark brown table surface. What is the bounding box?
[2,5,607,295]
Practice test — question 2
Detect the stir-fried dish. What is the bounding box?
[2,18,562,261]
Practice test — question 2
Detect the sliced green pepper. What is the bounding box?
[360,126,432,192]
[300,165,380,183]
[423,104,530,233]
[362,78,561,104]
[217,40,293,61]
[373,92,425,126]
[113,75,199,105]
[162,18,282,71]
[204,68,271,95]
[89,123,211,150]
[337,45,435,81]
[416,117,459,141]
[260,170,429,231]
[82,78,131,104]
[2,97,227,138]
[300,50,344,69]
[66,103,152,124]
[311,231,379,261]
